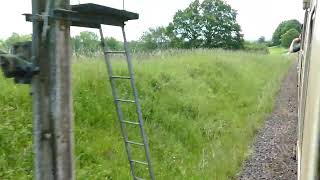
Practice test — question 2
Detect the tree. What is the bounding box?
[4,33,32,51]
[128,40,145,52]
[171,0,203,48]
[166,23,184,48]
[244,41,269,54]
[0,40,5,50]
[171,0,243,49]
[201,0,243,49]
[139,26,171,50]
[105,37,123,51]
[71,36,82,56]
[72,31,100,56]
[71,32,123,56]
[257,36,266,44]
[280,28,300,48]
[272,19,301,45]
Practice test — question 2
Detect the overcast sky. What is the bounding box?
[0,0,304,41]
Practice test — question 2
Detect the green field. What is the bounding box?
[269,46,288,54]
[0,50,292,179]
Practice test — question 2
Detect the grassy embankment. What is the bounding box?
[269,46,288,54]
[0,50,292,179]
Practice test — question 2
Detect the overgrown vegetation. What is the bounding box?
[244,41,269,54]
[0,33,32,52]
[269,46,288,54]
[72,31,123,57]
[0,50,291,179]
[140,0,243,50]
[281,29,300,48]
[1,0,244,55]
[0,32,123,57]
[272,19,301,47]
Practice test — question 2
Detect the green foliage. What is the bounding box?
[0,40,5,50]
[72,31,100,57]
[1,32,123,57]
[171,0,203,48]
[71,31,123,57]
[0,50,291,179]
[265,41,274,47]
[268,46,288,54]
[272,19,301,45]
[244,41,269,54]
[0,1,245,54]
[137,0,244,51]
[257,36,266,44]
[2,33,32,52]
[281,29,300,48]
[106,37,123,51]
[170,0,243,49]
[0,83,33,179]
[139,27,171,51]
[128,40,144,52]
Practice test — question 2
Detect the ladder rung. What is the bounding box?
[116,99,135,103]
[131,160,148,165]
[105,51,126,54]
[126,141,144,146]
[135,177,145,180]
[111,76,131,79]
[121,120,140,125]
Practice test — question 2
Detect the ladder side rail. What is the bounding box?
[121,26,155,180]
[98,26,137,178]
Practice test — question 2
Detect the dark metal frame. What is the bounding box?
[25,3,139,28]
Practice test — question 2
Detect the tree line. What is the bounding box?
[271,19,301,48]
[1,0,244,56]
[0,32,124,57]
[136,0,243,50]
[0,0,301,56]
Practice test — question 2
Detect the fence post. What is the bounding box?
[31,0,74,179]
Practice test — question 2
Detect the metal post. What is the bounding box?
[31,0,55,179]
[49,1,74,179]
[31,0,74,179]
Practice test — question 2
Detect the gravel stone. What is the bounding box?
[238,61,298,180]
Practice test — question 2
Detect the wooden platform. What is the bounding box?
[71,3,139,21]
[25,3,139,28]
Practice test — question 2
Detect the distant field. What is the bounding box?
[269,46,288,54]
[0,50,292,179]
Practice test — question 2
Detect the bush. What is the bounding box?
[0,50,292,179]
[281,29,300,48]
[272,19,301,45]
[244,41,269,54]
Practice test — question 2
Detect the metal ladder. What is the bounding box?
[98,25,155,180]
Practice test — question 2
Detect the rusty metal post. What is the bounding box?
[31,0,74,179]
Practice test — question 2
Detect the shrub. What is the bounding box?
[244,41,269,54]
[272,19,301,45]
[281,29,300,48]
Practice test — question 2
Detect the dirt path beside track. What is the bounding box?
[238,61,298,180]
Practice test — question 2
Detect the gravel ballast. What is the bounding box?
[238,61,298,180]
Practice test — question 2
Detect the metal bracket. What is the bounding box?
[0,41,39,84]
[41,0,54,40]
[303,0,311,10]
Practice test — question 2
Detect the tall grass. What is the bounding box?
[0,50,291,179]
[269,46,288,54]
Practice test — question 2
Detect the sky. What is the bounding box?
[0,0,304,41]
